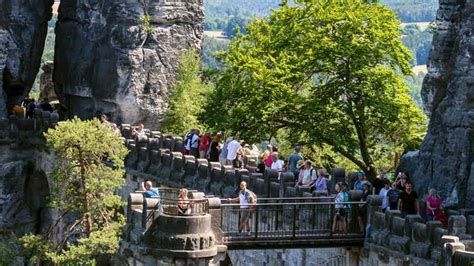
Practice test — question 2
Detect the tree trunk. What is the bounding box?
[79,151,92,236]
[349,101,377,180]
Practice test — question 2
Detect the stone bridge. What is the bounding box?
[116,124,474,265]
[1,117,473,265]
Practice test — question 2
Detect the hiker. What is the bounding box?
[199,130,211,159]
[295,161,317,187]
[227,181,256,236]
[288,146,303,181]
[398,181,419,216]
[226,136,242,165]
[426,188,442,222]
[332,182,347,234]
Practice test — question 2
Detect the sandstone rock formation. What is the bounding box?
[0,0,54,118]
[39,61,56,103]
[0,146,54,236]
[399,0,474,208]
[54,0,204,127]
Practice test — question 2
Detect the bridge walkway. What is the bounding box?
[214,197,365,250]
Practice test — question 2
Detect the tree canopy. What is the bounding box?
[161,49,212,136]
[21,117,128,265]
[201,0,426,178]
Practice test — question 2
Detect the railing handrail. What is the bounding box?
[221,201,365,207]
[221,196,335,202]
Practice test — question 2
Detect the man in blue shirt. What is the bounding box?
[144,181,160,198]
[354,172,371,191]
[288,146,303,181]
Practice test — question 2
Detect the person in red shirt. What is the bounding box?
[199,130,211,158]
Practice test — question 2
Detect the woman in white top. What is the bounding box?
[270,152,285,172]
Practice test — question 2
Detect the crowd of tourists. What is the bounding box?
[114,123,447,235]
[332,171,447,234]
[100,114,121,135]
[11,97,62,119]
[181,129,332,192]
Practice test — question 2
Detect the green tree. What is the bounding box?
[224,17,249,38]
[202,0,426,179]
[0,234,19,265]
[202,36,229,69]
[20,117,128,265]
[161,49,211,135]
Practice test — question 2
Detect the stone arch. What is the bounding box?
[24,170,52,235]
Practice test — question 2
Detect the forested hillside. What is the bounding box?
[204,0,438,32]
[382,0,437,22]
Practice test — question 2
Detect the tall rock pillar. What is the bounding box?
[54,0,204,126]
[399,0,474,208]
[0,0,54,118]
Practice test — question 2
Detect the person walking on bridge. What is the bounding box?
[227,181,256,236]
[288,146,303,181]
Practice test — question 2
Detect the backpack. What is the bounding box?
[343,191,352,209]
[244,190,257,204]
[184,132,194,149]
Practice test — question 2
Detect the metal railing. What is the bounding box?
[219,201,365,242]
[160,198,209,216]
[143,188,210,227]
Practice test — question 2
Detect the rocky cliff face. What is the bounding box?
[0,0,54,118]
[0,146,54,236]
[399,0,474,208]
[54,0,204,126]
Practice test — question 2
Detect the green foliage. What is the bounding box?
[161,49,212,135]
[21,117,128,265]
[402,25,432,65]
[0,235,20,265]
[202,0,426,178]
[32,27,55,93]
[20,234,55,265]
[224,17,250,38]
[204,0,437,32]
[202,36,230,69]
[140,14,155,35]
[204,0,282,31]
[405,72,426,107]
[381,0,437,22]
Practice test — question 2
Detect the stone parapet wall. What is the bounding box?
[0,111,59,145]
[119,124,344,202]
[365,197,474,265]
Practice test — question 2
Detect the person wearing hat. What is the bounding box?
[288,146,304,181]
[354,172,371,191]
[294,160,305,183]
[295,160,317,187]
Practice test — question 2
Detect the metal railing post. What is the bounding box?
[220,204,224,231]
[254,205,259,238]
[292,204,297,238]
[329,203,334,237]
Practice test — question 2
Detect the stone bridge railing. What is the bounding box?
[118,124,354,201]
[366,196,474,265]
[0,111,59,145]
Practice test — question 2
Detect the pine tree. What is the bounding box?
[20,117,128,265]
